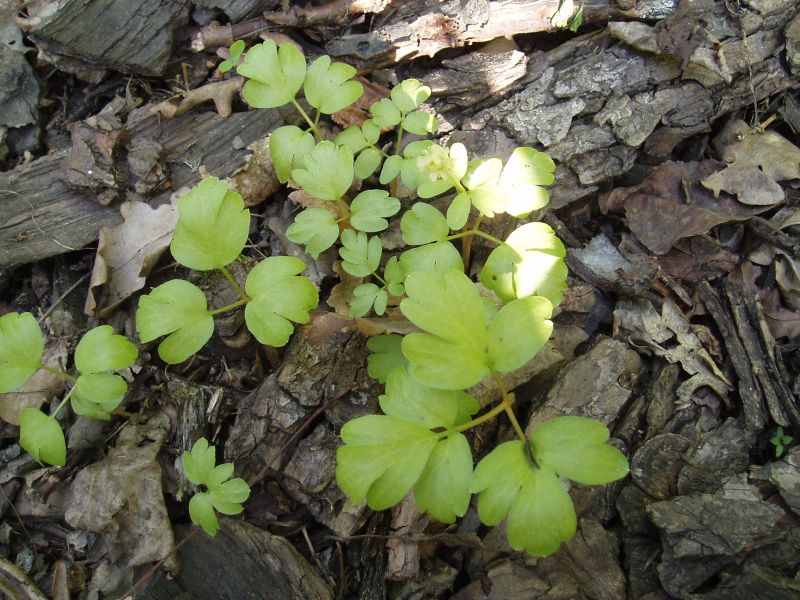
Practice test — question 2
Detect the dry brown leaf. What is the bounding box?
[327,261,363,317]
[151,77,243,119]
[85,199,178,317]
[356,312,416,336]
[0,340,67,425]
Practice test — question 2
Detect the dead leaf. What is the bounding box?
[762,289,800,339]
[64,415,176,570]
[355,313,416,336]
[0,340,67,425]
[712,118,800,182]
[230,137,280,207]
[151,77,243,119]
[85,199,178,317]
[701,165,784,206]
[304,310,357,345]
[327,261,363,317]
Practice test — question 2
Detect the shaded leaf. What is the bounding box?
[401,203,450,245]
[354,147,383,180]
[304,55,363,115]
[0,312,43,393]
[366,335,408,383]
[74,325,137,374]
[292,141,354,201]
[350,190,401,233]
[339,230,382,277]
[19,408,66,466]
[269,125,315,183]
[286,207,340,259]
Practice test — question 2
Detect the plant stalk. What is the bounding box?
[219,266,248,301]
[291,98,322,139]
[209,298,250,316]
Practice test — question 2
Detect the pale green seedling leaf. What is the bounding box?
[447,192,471,230]
[339,230,382,277]
[400,203,450,245]
[170,177,250,271]
[398,242,463,278]
[379,366,475,429]
[349,283,387,317]
[391,79,431,113]
[219,39,245,72]
[269,125,315,183]
[417,179,455,199]
[499,147,555,216]
[286,207,340,259]
[74,325,137,374]
[292,141,354,201]
[463,158,503,190]
[366,335,408,383]
[182,438,216,485]
[136,280,214,364]
[380,155,403,185]
[336,415,437,510]
[334,126,369,154]
[530,416,630,485]
[370,98,402,128]
[465,185,509,217]
[354,147,382,180]
[237,40,306,108]
[19,408,66,466]
[245,256,318,347]
[480,222,568,306]
[470,440,577,556]
[400,270,489,389]
[350,190,400,233]
[383,256,405,296]
[487,297,553,373]
[209,476,250,514]
[0,312,44,393]
[402,110,439,136]
[304,55,363,114]
[361,119,381,145]
[414,433,472,523]
[72,373,128,419]
[189,493,219,536]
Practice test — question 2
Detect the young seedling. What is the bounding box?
[182,437,250,535]
[0,312,137,466]
[771,426,793,458]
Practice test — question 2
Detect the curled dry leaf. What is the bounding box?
[85,200,178,317]
[151,77,243,119]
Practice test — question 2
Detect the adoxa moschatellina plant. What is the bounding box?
[140,38,628,556]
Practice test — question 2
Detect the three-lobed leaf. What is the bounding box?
[414,433,472,523]
[292,141,354,201]
[19,408,66,466]
[349,190,400,233]
[237,40,306,108]
[170,177,250,271]
[136,280,214,364]
[303,55,363,114]
[286,207,340,259]
[349,283,388,317]
[498,147,555,216]
[339,230,382,277]
[269,125,315,183]
[244,256,318,347]
[398,242,463,279]
[400,203,450,246]
[0,312,44,393]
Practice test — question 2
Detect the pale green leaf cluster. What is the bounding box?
[183,438,251,536]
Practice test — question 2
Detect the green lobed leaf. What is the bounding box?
[470,440,577,556]
[383,256,405,296]
[401,110,439,136]
[530,416,630,485]
[336,415,437,510]
[462,158,503,190]
[447,192,471,230]
[286,207,340,259]
[237,40,306,109]
[349,190,401,233]
[379,366,477,429]
[366,335,408,383]
[269,125,315,183]
[334,126,369,154]
[170,177,250,271]
[19,408,66,466]
[400,203,450,246]
[74,325,137,375]
[182,437,216,485]
[379,155,403,185]
[291,141,354,201]
[487,297,553,373]
[361,119,381,145]
[136,280,215,364]
[339,230,382,277]
[480,222,568,306]
[400,270,489,389]
[498,147,555,216]
[349,283,387,318]
[397,242,463,278]
[391,79,431,113]
[209,476,250,514]
[189,492,219,536]
[354,147,383,180]
[71,373,128,419]
[303,55,363,114]
[0,312,44,393]
[370,98,402,128]
[464,185,509,218]
[244,256,318,347]
[414,433,473,523]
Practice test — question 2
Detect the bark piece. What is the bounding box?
[194,0,265,21]
[137,520,333,600]
[754,448,800,516]
[630,433,690,500]
[0,44,39,128]
[622,534,663,599]
[30,0,190,77]
[696,564,800,600]
[526,336,643,433]
[677,417,751,495]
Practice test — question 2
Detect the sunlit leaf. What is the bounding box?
[487,297,553,373]
[446,192,471,230]
[499,147,555,216]
[286,207,340,259]
[391,79,431,113]
[183,438,217,485]
[136,280,214,364]
[269,125,315,183]
[292,141,354,201]
[0,312,43,393]
[189,492,219,536]
[398,242,463,278]
[402,110,439,136]
[370,98,402,128]
[303,55,363,114]
[72,373,128,419]
[237,40,306,108]
[339,230,382,277]
[244,257,318,347]
[170,177,250,271]
[19,408,66,466]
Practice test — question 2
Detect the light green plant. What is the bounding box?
[0,312,137,466]
[771,426,793,458]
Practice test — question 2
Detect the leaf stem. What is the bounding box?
[436,395,512,439]
[39,364,76,383]
[444,227,504,247]
[492,370,527,443]
[395,126,404,156]
[209,298,250,316]
[52,386,76,419]
[219,266,248,301]
[291,99,322,139]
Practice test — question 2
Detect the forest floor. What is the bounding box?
[1,1,800,599]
